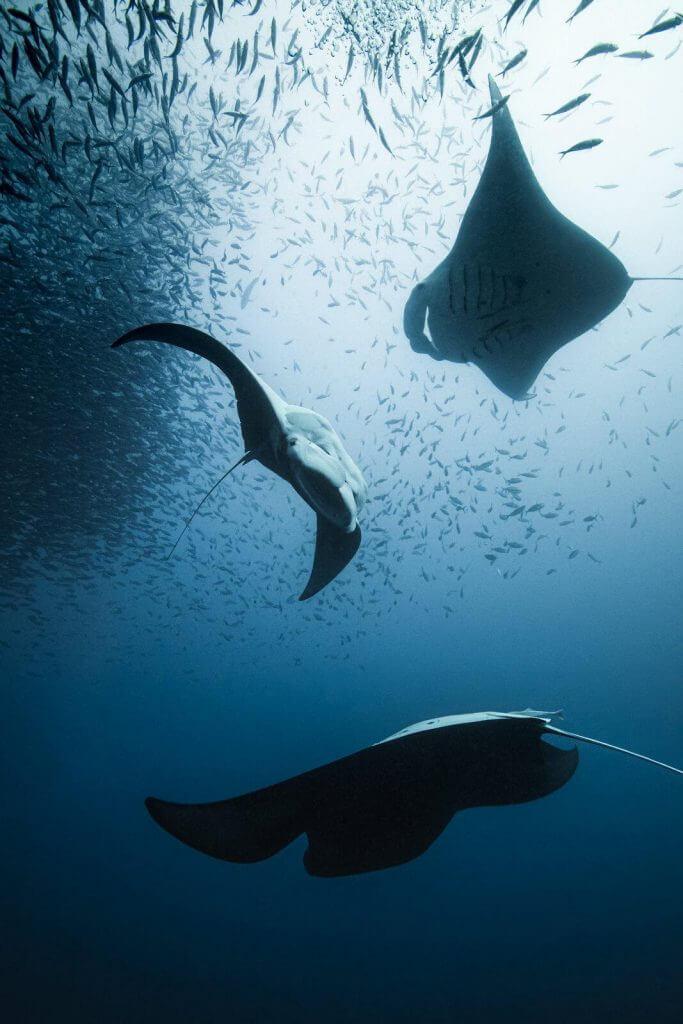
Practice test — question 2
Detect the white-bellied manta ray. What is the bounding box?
[144,709,681,877]
[403,76,682,400]
[112,323,367,600]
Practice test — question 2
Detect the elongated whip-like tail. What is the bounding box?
[546,726,683,776]
[166,451,255,560]
[630,276,683,282]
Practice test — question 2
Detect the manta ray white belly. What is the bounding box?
[283,406,367,534]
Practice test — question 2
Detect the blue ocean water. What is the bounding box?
[1,2,681,1022]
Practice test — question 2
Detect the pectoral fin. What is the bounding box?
[299,516,361,601]
[112,322,282,453]
[303,795,456,877]
[145,779,306,863]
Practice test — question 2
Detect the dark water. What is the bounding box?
[1,2,681,1022]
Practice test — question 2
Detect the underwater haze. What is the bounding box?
[1,1,681,1021]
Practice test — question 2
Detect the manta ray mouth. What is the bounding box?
[289,442,357,533]
[294,467,357,533]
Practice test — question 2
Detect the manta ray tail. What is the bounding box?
[166,451,255,561]
[145,780,305,863]
[545,726,683,775]
[630,276,683,282]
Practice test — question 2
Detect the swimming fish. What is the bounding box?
[559,137,603,158]
[544,92,591,119]
[574,42,618,63]
[639,13,683,39]
[498,49,527,76]
[567,0,596,23]
[502,0,527,32]
[474,94,510,120]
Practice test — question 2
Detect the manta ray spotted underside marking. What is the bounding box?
[404,77,681,400]
[144,710,680,877]
[112,323,367,600]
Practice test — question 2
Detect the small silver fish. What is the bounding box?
[559,138,603,158]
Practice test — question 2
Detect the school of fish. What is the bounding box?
[1,0,681,675]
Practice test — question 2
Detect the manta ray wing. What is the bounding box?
[113,322,281,452]
[303,724,579,875]
[145,777,309,863]
[303,796,455,877]
[300,738,461,877]
[299,516,361,601]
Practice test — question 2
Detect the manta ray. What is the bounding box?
[145,709,681,877]
[403,76,682,399]
[113,323,367,600]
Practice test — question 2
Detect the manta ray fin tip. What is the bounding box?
[299,518,361,600]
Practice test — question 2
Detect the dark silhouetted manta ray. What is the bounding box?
[403,77,682,400]
[113,323,367,600]
[145,709,681,877]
